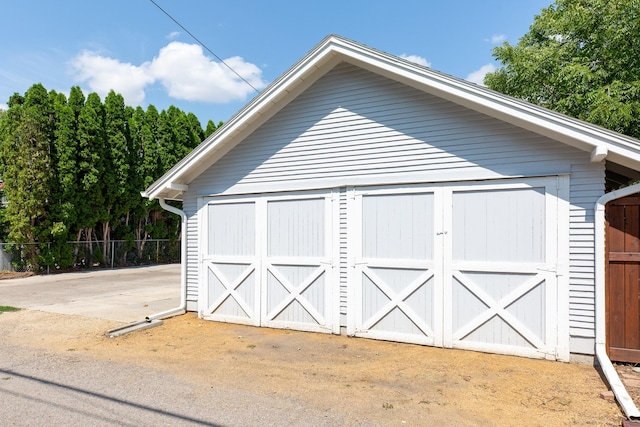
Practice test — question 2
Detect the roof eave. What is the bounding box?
[142,34,640,201]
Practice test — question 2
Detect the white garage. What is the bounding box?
[142,35,640,363]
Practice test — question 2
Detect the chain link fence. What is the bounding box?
[0,239,180,274]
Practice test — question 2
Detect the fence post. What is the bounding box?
[156,240,159,264]
[111,240,114,269]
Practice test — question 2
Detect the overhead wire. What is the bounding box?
[148,0,260,94]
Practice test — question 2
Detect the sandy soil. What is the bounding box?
[0,309,628,426]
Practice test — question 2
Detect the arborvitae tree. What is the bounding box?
[103,91,133,263]
[187,112,205,143]
[156,108,179,173]
[0,84,54,269]
[50,91,77,268]
[205,119,223,137]
[76,92,107,262]
[0,83,213,269]
[129,105,159,257]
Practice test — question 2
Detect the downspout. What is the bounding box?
[144,197,188,321]
[595,183,640,421]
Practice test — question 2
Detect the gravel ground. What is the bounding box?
[0,309,625,426]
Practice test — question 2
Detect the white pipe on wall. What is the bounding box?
[145,197,188,321]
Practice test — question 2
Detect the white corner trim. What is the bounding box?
[591,146,608,163]
[166,183,189,191]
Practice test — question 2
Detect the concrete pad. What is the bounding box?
[0,264,181,323]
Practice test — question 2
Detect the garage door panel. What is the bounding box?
[268,198,325,257]
[354,191,438,345]
[362,193,433,259]
[450,184,556,357]
[265,265,326,324]
[453,274,547,346]
[262,197,335,332]
[206,263,256,320]
[462,316,538,349]
[203,201,259,325]
[208,203,255,256]
[351,179,560,358]
[452,188,546,263]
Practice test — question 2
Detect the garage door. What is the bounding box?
[350,178,565,359]
[200,192,339,333]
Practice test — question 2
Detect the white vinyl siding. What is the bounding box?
[183,194,199,311]
[339,187,348,325]
[185,61,605,355]
[192,63,582,195]
[568,163,605,344]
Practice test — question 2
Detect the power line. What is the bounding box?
[148,0,260,94]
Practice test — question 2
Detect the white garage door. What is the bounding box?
[350,178,565,359]
[202,201,259,326]
[350,190,440,346]
[201,192,339,334]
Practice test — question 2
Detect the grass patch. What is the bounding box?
[0,306,20,313]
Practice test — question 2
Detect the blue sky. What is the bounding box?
[0,1,553,126]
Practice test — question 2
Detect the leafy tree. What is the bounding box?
[485,0,640,139]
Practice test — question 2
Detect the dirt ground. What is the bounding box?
[0,309,631,426]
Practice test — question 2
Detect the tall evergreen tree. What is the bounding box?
[0,84,54,269]
[0,83,210,269]
[75,92,107,262]
[205,119,223,137]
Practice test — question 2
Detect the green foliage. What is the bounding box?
[0,83,220,270]
[205,119,224,137]
[0,84,55,268]
[485,0,640,139]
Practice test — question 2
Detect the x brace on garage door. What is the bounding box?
[348,177,569,360]
[199,177,569,360]
[200,191,341,334]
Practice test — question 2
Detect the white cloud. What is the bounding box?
[148,42,265,103]
[71,51,154,104]
[166,31,180,40]
[400,54,431,68]
[0,103,7,111]
[490,34,507,44]
[465,64,497,86]
[70,41,266,105]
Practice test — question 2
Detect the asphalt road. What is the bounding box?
[0,340,341,426]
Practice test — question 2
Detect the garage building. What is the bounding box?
[143,35,640,364]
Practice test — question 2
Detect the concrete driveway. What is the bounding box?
[0,264,181,323]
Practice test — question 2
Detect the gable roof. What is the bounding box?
[142,34,640,201]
